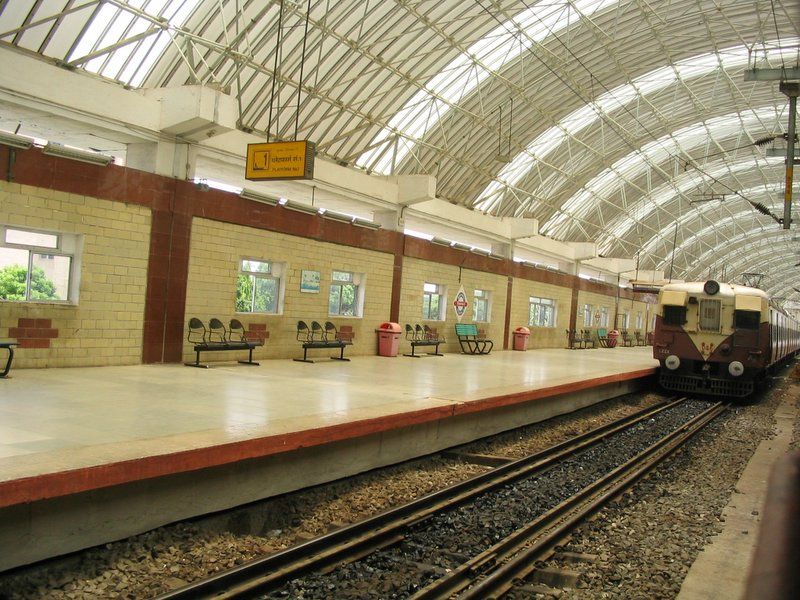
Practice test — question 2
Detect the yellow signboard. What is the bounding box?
[245,140,315,181]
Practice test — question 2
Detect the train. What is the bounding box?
[652,280,800,398]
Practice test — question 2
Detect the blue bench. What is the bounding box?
[184,318,262,368]
[454,323,493,355]
[294,320,351,363]
[1,341,18,378]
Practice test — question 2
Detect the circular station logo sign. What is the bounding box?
[453,286,469,321]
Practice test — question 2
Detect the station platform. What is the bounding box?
[0,346,657,570]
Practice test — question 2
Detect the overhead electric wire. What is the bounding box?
[770,0,783,55]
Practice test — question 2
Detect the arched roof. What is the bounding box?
[0,0,798,297]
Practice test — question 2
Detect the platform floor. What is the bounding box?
[0,346,657,509]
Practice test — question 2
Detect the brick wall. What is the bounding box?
[0,181,151,367]
[397,257,508,354]
[577,290,621,331]
[184,218,395,361]
[510,278,575,349]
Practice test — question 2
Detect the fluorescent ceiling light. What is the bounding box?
[42,143,112,166]
[489,253,505,260]
[431,237,451,246]
[0,131,33,149]
[283,200,319,215]
[403,229,434,241]
[470,247,491,256]
[451,242,470,251]
[321,210,354,223]
[352,217,381,229]
[239,188,279,205]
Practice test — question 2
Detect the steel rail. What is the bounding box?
[411,401,727,600]
[154,397,686,600]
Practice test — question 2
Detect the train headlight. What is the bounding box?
[728,361,744,377]
[664,355,680,370]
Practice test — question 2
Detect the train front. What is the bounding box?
[652,280,768,398]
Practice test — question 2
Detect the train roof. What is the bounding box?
[659,281,769,300]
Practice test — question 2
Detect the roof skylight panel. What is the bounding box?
[68,2,119,65]
[615,157,782,248]
[357,0,619,174]
[548,106,782,238]
[654,213,769,264]
[643,184,783,257]
[66,0,200,86]
[473,40,796,211]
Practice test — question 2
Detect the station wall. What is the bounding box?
[398,257,508,355]
[0,147,654,368]
[0,180,150,367]
[510,277,573,349]
[185,217,394,360]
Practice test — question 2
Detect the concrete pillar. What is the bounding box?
[126,140,191,180]
[373,208,404,232]
[491,241,512,259]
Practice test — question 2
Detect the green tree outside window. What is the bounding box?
[0,264,58,301]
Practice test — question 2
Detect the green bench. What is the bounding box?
[454,323,493,355]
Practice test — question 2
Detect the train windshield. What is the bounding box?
[662,305,686,325]
[734,310,760,330]
[699,299,720,331]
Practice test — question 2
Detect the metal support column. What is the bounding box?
[780,81,798,229]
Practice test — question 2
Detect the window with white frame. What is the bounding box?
[422,282,446,320]
[329,270,364,317]
[473,289,491,322]
[0,226,78,302]
[236,259,283,313]
[583,304,593,325]
[636,311,643,329]
[529,296,556,327]
[620,311,629,329]
[599,306,609,327]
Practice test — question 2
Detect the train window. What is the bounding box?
[734,310,760,330]
[699,300,720,331]
[662,305,686,325]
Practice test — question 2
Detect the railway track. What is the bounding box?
[155,397,725,600]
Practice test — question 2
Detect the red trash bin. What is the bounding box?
[513,326,530,351]
[607,329,619,348]
[376,322,402,356]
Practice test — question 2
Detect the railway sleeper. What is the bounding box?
[399,540,470,564]
[516,583,564,597]
[441,450,514,467]
[555,550,599,565]
[530,566,582,588]
[391,557,450,578]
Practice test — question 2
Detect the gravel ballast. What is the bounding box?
[519,375,799,599]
